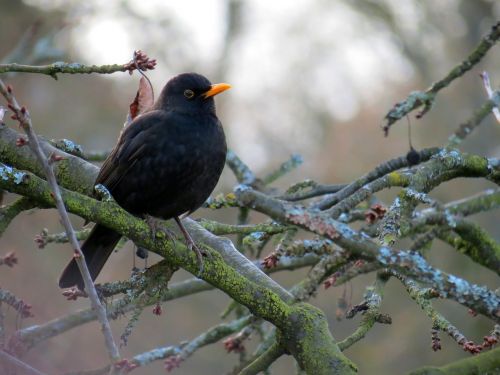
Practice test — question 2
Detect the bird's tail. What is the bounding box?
[58,224,122,290]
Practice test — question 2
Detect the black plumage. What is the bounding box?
[59,73,230,289]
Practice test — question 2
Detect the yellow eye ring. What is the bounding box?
[184,89,195,99]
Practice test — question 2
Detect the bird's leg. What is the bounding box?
[174,216,206,277]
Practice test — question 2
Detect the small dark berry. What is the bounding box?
[406,147,420,166]
[136,247,149,259]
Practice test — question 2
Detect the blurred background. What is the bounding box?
[0,0,499,374]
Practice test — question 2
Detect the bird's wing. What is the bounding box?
[95,110,166,192]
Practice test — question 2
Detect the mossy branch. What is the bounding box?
[0,162,355,374]
[406,346,500,375]
[235,187,500,322]
[239,341,284,375]
[0,196,35,236]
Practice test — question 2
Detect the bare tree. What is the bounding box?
[0,17,498,375]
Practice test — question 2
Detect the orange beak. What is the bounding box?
[203,83,232,98]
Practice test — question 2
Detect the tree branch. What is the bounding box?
[383,21,500,132]
[314,148,439,210]
[406,346,500,375]
[234,187,500,322]
[0,196,35,236]
[0,51,156,80]
[0,162,356,372]
[0,350,47,375]
[0,79,121,365]
[238,341,284,375]
[338,272,389,351]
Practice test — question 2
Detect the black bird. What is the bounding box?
[59,73,230,289]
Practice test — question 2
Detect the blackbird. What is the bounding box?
[59,72,231,289]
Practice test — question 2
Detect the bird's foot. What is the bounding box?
[144,215,176,242]
[141,216,177,269]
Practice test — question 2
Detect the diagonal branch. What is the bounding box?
[238,341,284,375]
[383,21,500,133]
[0,79,121,365]
[0,162,355,374]
[0,350,47,375]
[0,196,36,236]
[448,91,500,147]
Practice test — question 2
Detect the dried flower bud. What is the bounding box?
[262,253,279,269]
[223,337,245,353]
[153,303,162,316]
[164,355,182,372]
[16,137,28,147]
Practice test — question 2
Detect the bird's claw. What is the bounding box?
[144,215,175,241]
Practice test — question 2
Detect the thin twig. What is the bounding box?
[279,182,347,201]
[0,51,156,80]
[238,342,284,375]
[314,148,439,211]
[480,71,500,123]
[65,316,253,375]
[388,270,483,353]
[0,350,47,375]
[447,92,500,147]
[262,154,303,185]
[338,273,390,351]
[0,79,121,366]
[383,21,500,133]
[226,149,258,185]
[0,288,33,318]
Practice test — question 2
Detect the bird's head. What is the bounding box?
[155,72,231,114]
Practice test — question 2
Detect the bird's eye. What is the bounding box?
[183,89,195,99]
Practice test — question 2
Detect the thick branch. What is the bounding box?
[406,346,500,375]
[379,149,499,245]
[0,163,356,373]
[16,255,319,351]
